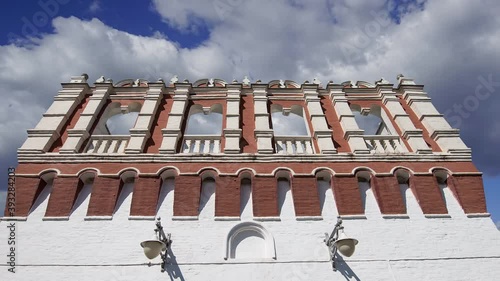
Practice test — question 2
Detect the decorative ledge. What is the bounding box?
[215,216,241,221]
[382,214,410,219]
[84,216,113,221]
[340,214,367,220]
[424,214,452,219]
[43,216,70,221]
[466,213,491,218]
[172,216,198,221]
[253,216,281,222]
[0,217,27,221]
[296,216,323,221]
[128,216,156,221]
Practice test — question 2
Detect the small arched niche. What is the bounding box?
[224,222,276,260]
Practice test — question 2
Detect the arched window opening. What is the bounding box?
[93,102,141,135]
[271,104,313,154]
[271,104,308,136]
[224,222,276,260]
[113,173,136,218]
[86,102,141,154]
[182,104,223,154]
[351,104,391,136]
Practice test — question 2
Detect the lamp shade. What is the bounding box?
[140,239,166,259]
[334,230,358,257]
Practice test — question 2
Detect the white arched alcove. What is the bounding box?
[224,222,276,260]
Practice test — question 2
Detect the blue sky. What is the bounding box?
[0,0,498,227]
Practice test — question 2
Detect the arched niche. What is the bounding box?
[224,222,276,260]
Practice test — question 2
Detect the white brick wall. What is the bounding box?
[1,181,499,281]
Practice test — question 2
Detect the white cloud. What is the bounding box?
[89,0,101,13]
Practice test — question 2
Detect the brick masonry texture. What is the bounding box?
[86,176,123,216]
[409,175,448,214]
[130,176,162,217]
[45,177,83,217]
[372,176,407,215]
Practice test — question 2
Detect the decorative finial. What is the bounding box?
[375,77,390,85]
[133,79,141,87]
[304,80,310,84]
[157,78,164,83]
[396,74,404,80]
[242,76,251,86]
[183,79,190,83]
[328,80,334,84]
[279,79,286,88]
[95,76,105,83]
[70,73,88,83]
[350,81,358,88]
[106,78,113,84]
[313,78,321,85]
[208,78,215,87]
[232,79,238,84]
[170,75,178,84]
[255,79,261,84]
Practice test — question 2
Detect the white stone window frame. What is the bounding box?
[224,221,276,261]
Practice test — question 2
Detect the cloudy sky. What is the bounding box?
[0,0,498,227]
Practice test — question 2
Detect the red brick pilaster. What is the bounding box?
[252,176,279,217]
[215,176,240,217]
[5,177,46,217]
[45,177,83,217]
[409,175,448,214]
[371,176,406,215]
[446,175,487,214]
[332,176,364,215]
[291,176,321,217]
[130,176,162,217]
[86,177,123,216]
[173,175,201,217]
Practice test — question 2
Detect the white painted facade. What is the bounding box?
[1,179,499,280]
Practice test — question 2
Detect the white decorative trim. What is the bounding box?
[84,216,113,221]
[0,217,27,221]
[466,213,491,218]
[172,216,198,221]
[42,216,70,221]
[296,216,323,221]
[128,216,156,221]
[424,214,452,219]
[253,216,281,222]
[382,214,410,219]
[215,216,241,221]
[340,214,367,220]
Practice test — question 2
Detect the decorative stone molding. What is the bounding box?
[159,83,191,154]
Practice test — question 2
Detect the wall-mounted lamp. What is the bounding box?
[324,217,358,271]
[140,217,172,272]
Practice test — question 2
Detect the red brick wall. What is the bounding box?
[371,176,406,215]
[409,175,448,214]
[215,176,240,217]
[5,177,46,217]
[291,176,321,216]
[173,175,201,217]
[45,177,83,217]
[332,176,364,215]
[130,176,162,216]
[241,94,257,153]
[252,176,279,217]
[86,177,123,216]
[447,175,487,214]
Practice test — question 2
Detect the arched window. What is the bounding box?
[182,104,223,153]
[93,102,141,135]
[224,222,276,260]
[271,104,308,136]
[351,104,392,135]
